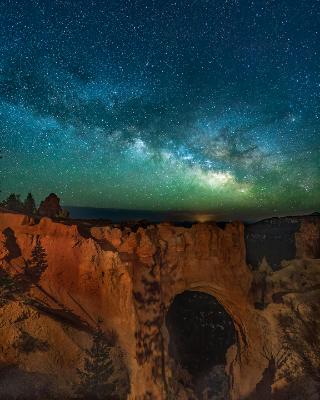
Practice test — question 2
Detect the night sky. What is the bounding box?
[0,0,319,217]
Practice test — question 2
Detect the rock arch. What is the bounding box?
[0,214,271,400]
[161,281,254,400]
[165,289,236,398]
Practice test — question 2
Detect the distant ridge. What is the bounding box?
[65,206,320,224]
[1,206,319,225]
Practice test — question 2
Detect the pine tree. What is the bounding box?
[25,237,48,283]
[24,192,36,215]
[4,193,24,212]
[75,328,118,400]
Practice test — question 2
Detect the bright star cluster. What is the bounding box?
[0,0,319,218]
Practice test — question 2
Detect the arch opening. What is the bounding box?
[166,290,236,399]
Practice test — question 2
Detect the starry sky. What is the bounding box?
[0,0,319,218]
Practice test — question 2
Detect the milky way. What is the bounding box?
[0,0,319,217]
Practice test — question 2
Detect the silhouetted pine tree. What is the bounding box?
[24,192,36,215]
[25,237,48,283]
[3,193,24,212]
[0,238,48,302]
[75,328,118,400]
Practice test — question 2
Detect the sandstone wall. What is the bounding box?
[295,217,320,259]
[0,211,319,399]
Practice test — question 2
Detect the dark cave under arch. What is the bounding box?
[166,290,236,379]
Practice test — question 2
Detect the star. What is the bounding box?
[0,0,319,219]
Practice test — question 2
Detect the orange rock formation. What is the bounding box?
[0,210,319,399]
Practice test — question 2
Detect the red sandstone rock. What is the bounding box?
[0,210,319,399]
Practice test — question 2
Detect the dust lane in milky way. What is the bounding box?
[0,0,319,216]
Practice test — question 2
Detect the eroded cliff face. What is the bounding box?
[245,215,320,269]
[0,211,319,400]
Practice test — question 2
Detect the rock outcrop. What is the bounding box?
[0,210,319,399]
[245,215,320,269]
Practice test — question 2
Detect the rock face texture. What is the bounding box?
[245,215,320,269]
[0,210,319,400]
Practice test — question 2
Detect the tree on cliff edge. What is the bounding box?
[38,193,69,218]
[2,193,24,212]
[24,192,36,215]
[24,237,48,283]
[0,237,48,303]
[74,327,118,400]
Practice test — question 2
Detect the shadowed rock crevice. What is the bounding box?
[245,218,299,270]
[0,364,55,400]
[166,291,236,399]
[2,228,21,261]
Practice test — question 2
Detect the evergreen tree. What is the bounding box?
[25,237,48,283]
[0,238,48,301]
[4,193,24,212]
[75,328,118,400]
[24,192,36,215]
